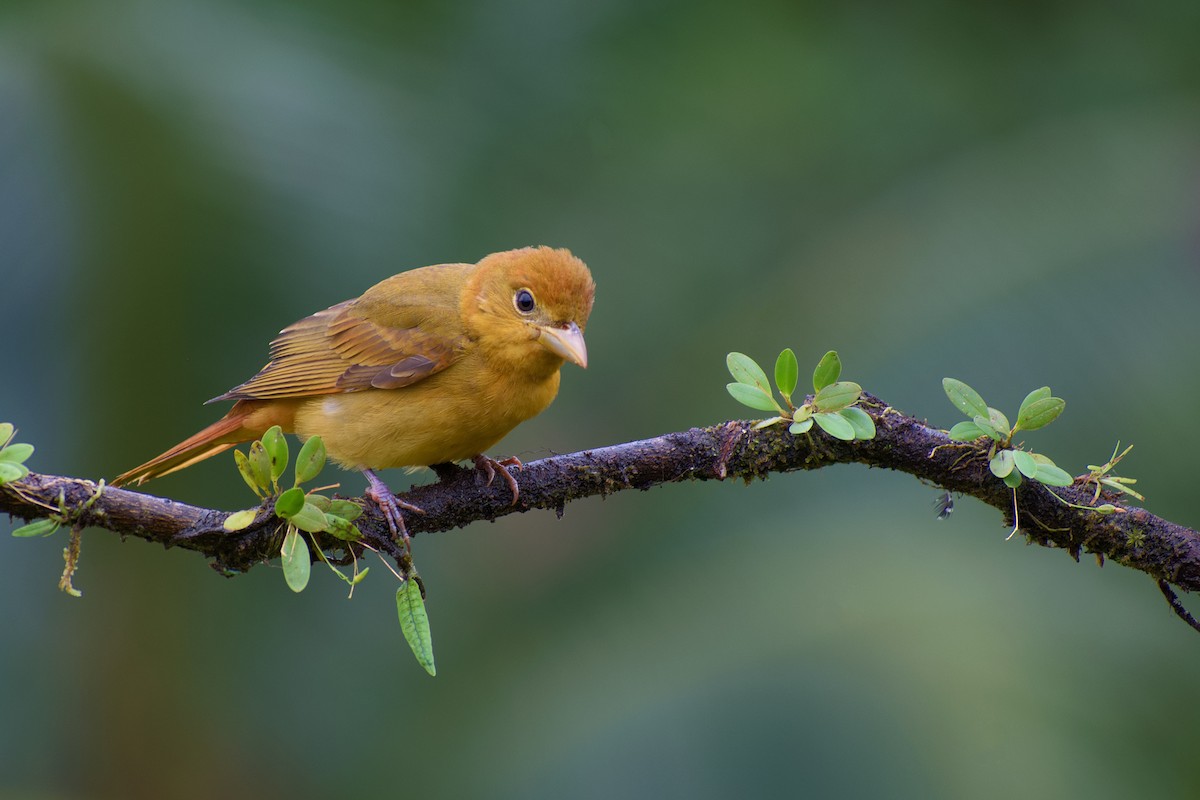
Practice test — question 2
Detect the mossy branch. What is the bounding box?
[4,395,1200,621]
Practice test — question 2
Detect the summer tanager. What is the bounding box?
[113,246,596,539]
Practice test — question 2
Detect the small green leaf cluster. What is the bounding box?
[943,379,1072,489]
[0,423,34,485]
[226,426,366,593]
[5,424,66,538]
[229,427,434,675]
[1084,443,1143,504]
[726,350,876,441]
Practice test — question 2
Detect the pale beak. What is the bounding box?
[537,321,588,368]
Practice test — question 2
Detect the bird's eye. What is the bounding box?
[514,288,536,315]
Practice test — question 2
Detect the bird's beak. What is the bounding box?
[537,321,588,368]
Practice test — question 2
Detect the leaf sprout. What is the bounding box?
[727,350,876,441]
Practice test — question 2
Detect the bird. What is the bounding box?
[113,246,595,542]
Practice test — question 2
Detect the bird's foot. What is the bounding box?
[362,469,423,550]
[473,454,523,506]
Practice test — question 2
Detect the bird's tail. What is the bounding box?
[113,402,262,487]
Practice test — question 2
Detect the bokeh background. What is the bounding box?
[3,1,1200,797]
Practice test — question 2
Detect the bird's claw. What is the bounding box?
[362,469,422,551]
[473,455,522,506]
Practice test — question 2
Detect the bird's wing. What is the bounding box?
[210,265,472,402]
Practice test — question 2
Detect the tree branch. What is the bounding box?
[4,395,1200,605]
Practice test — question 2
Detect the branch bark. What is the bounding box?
[4,395,1200,601]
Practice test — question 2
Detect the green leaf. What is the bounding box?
[1101,477,1144,501]
[1034,464,1074,487]
[1012,450,1038,479]
[1003,470,1023,488]
[726,352,772,395]
[1030,452,1057,466]
[1016,397,1065,432]
[289,501,329,533]
[943,378,989,420]
[306,493,331,512]
[248,441,272,492]
[838,407,876,440]
[987,407,1011,436]
[274,487,306,518]
[812,350,842,392]
[0,443,34,463]
[752,416,786,430]
[323,513,361,541]
[813,412,855,440]
[0,423,13,447]
[774,348,799,402]
[329,499,363,521]
[813,381,862,412]
[223,508,258,532]
[261,426,288,481]
[397,580,436,676]
[972,416,1004,442]
[948,421,986,441]
[990,449,1015,478]
[294,436,327,486]
[1018,386,1052,418]
[789,418,814,434]
[281,527,311,593]
[726,382,782,413]
[0,462,28,484]
[234,450,262,496]
[11,518,59,538]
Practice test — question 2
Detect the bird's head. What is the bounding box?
[464,247,595,374]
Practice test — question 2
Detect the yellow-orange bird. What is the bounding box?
[114,246,595,539]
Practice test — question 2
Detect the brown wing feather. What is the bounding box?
[210,297,464,403]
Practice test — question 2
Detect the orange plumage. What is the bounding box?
[114,246,595,533]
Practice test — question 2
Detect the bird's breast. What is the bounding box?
[292,352,561,470]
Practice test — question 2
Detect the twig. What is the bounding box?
[1157,580,1200,634]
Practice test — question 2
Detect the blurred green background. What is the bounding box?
[3,0,1200,797]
